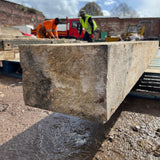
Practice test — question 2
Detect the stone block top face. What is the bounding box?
[19,41,159,123]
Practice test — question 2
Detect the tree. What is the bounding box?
[78,2,103,16]
[110,2,139,18]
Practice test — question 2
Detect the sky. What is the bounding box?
[6,0,160,18]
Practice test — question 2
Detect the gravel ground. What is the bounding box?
[0,74,160,160]
[94,96,160,160]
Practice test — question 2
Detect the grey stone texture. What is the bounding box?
[19,41,159,123]
[0,38,83,61]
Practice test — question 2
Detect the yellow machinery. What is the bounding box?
[106,24,145,42]
[121,24,145,41]
[106,36,120,42]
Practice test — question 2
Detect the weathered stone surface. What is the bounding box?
[3,51,15,59]
[0,38,83,61]
[19,41,159,123]
[0,26,22,38]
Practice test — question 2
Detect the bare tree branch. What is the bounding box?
[78,2,103,16]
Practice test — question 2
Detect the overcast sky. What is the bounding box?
[6,0,160,18]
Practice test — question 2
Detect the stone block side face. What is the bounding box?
[20,45,109,123]
[0,51,4,60]
[106,41,159,120]
[0,50,19,61]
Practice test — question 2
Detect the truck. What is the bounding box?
[31,17,84,39]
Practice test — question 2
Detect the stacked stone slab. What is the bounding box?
[0,26,22,37]
[19,41,159,123]
[0,38,85,61]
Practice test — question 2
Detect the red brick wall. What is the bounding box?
[94,17,160,39]
[0,0,45,28]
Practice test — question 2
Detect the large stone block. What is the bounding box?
[19,41,159,123]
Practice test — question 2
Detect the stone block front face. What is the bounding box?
[19,41,159,123]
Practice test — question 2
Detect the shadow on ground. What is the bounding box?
[0,112,106,160]
[121,95,160,117]
[1,74,160,160]
[0,74,22,87]
[0,101,125,160]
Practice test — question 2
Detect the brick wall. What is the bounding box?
[0,0,45,28]
[94,17,160,40]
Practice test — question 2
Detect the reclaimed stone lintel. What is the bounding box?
[19,41,159,123]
